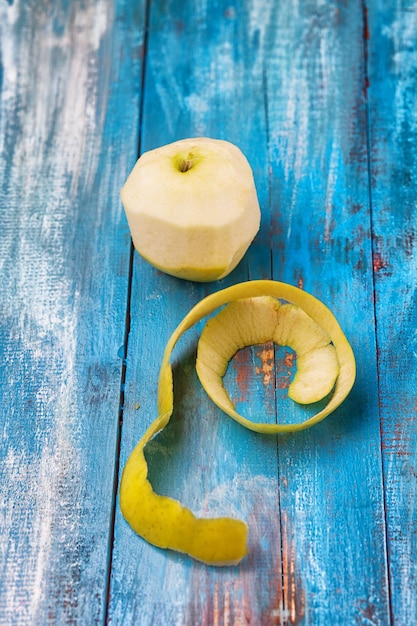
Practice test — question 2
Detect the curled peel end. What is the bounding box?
[119,438,248,566]
[188,515,249,566]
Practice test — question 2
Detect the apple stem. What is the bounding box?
[180,159,192,172]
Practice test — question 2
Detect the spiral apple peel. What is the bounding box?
[119,280,356,565]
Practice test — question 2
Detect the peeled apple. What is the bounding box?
[120,137,261,282]
[120,280,356,564]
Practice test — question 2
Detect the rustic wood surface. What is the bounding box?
[0,1,416,624]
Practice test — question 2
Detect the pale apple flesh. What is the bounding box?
[120,138,261,282]
[196,296,340,412]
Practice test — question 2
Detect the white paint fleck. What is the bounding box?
[382,4,417,139]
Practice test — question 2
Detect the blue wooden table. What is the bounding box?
[1,1,416,624]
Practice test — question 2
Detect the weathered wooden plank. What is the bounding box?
[110,1,390,624]
[367,1,417,622]
[0,1,145,623]
[109,0,281,623]
[264,2,390,622]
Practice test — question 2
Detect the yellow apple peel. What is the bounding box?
[120,280,356,565]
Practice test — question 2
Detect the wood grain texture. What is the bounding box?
[367,1,417,622]
[0,1,145,623]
